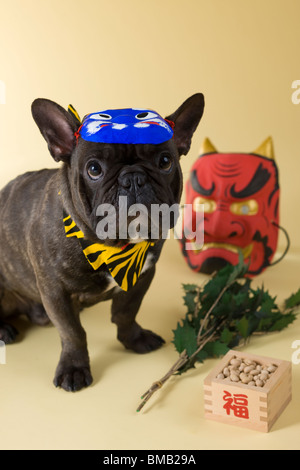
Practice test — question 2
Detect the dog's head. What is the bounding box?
[32,95,204,245]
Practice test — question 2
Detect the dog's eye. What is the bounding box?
[87,161,102,180]
[159,154,172,171]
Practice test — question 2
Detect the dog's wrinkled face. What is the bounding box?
[71,138,182,244]
[31,94,205,246]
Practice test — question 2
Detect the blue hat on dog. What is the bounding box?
[77,108,174,145]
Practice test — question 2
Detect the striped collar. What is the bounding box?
[63,214,153,291]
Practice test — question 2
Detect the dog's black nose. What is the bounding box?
[118,170,147,190]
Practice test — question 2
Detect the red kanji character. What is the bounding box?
[223,390,249,419]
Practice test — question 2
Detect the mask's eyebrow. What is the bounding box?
[190,169,215,196]
[230,163,271,199]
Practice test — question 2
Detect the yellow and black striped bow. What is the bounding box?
[63,214,153,291]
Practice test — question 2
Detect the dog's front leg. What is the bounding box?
[111,266,165,354]
[39,288,92,391]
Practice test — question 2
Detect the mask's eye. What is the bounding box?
[159,153,172,171]
[135,111,157,120]
[87,160,102,180]
[193,196,216,213]
[98,113,111,120]
[230,199,258,216]
[89,113,112,120]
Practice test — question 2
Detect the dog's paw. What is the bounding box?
[54,367,93,392]
[120,326,165,354]
[0,322,18,344]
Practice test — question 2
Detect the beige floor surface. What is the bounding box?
[1,238,300,450]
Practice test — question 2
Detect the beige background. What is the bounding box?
[0,0,300,450]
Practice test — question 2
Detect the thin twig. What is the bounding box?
[197,281,233,344]
[189,330,218,362]
[136,350,188,412]
[193,287,201,319]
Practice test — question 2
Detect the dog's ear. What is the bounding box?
[31,98,80,163]
[166,93,205,157]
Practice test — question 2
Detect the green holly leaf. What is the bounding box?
[220,328,234,345]
[234,289,249,307]
[226,252,248,284]
[182,283,198,292]
[201,275,227,302]
[269,312,297,332]
[236,316,249,338]
[257,316,274,331]
[255,309,273,319]
[203,341,230,357]
[196,349,209,363]
[183,291,198,314]
[250,286,267,311]
[247,316,260,335]
[172,319,198,357]
[259,292,277,313]
[285,289,300,309]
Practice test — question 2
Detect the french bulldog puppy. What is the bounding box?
[0,93,204,391]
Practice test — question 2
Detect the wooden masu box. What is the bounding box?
[204,350,292,432]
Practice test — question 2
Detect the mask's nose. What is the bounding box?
[206,204,245,241]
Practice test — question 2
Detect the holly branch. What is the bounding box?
[137,254,300,412]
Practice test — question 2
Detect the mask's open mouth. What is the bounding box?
[188,241,253,259]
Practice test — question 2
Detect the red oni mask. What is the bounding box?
[180,137,280,276]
